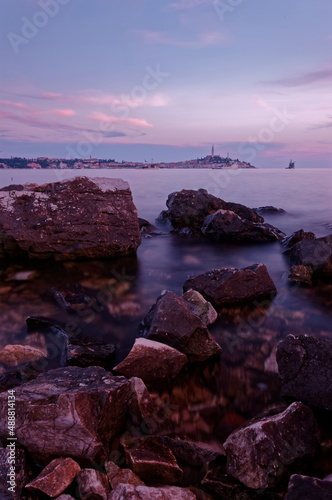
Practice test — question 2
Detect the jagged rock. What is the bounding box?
[223,402,319,489]
[201,209,284,242]
[77,468,110,500]
[0,344,47,367]
[183,264,277,307]
[105,461,145,488]
[110,483,196,499]
[139,290,221,362]
[182,289,218,325]
[55,496,76,500]
[253,206,287,215]
[48,283,97,312]
[276,334,332,410]
[122,437,183,484]
[287,265,313,286]
[65,337,116,369]
[128,377,155,426]
[0,363,43,391]
[285,474,332,500]
[138,218,161,236]
[287,234,332,279]
[159,189,263,235]
[0,447,28,500]
[114,338,187,389]
[282,229,316,250]
[0,366,131,464]
[0,177,141,260]
[25,457,80,497]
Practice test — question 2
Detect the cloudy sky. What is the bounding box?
[0,0,331,167]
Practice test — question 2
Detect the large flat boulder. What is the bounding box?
[0,177,141,260]
[183,264,277,306]
[223,402,319,490]
[0,366,131,464]
[276,334,332,410]
[139,290,221,362]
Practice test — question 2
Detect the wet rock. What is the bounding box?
[110,483,196,499]
[287,234,332,279]
[282,229,316,250]
[0,447,28,500]
[138,218,161,236]
[48,283,97,312]
[55,495,76,500]
[253,206,287,215]
[122,436,183,484]
[114,338,187,389]
[65,337,116,369]
[182,289,218,326]
[105,461,145,488]
[139,290,221,362]
[0,177,141,260]
[25,457,81,497]
[0,366,131,464]
[285,474,332,500]
[201,209,284,242]
[0,344,47,367]
[183,263,277,307]
[276,334,332,410]
[223,402,319,489]
[128,377,155,426]
[0,363,43,391]
[287,265,313,286]
[77,468,110,500]
[159,189,263,235]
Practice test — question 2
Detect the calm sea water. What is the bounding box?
[0,168,331,423]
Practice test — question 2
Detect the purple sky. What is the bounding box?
[0,0,331,167]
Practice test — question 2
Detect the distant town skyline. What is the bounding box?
[0,0,331,168]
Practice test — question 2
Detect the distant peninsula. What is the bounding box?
[0,147,255,170]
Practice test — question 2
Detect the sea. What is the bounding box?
[0,168,331,425]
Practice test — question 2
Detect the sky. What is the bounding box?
[0,0,331,167]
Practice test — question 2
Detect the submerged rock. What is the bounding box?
[0,366,131,463]
[276,334,332,410]
[114,338,187,389]
[138,217,161,236]
[182,289,218,325]
[223,402,319,490]
[287,265,313,286]
[110,484,196,499]
[285,474,332,500]
[25,457,80,497]
[253,206,287,215]
[76,468,110,500]
[183,264,277,307]
[201,209,284,242]
[139,290,221,362]
[48,283,97,312]
[0,177,141,260]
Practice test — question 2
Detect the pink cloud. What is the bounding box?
[53,109,76,117]
[0,100,29,110]
[134,30,225,47]
[91,112,153,128]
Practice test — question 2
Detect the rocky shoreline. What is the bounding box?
[0,178,331,499]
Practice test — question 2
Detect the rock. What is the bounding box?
[0,344,47,367]
[287,265,313,286]
[0,363,43,391]
[25,457,81,497]
[0,447,28,500]
[65,337,116,369]
[110,483,196,499]
[223,402,319,490]
[7,270,38,281]
[138,218,161,236]
[276,334,332,410]
[48,283,97,312]
[0,366,131,464]
[183,264,277,307]
[282,229,316,250]
[253,206,287,215]
[201,209,284,242]
[55,495,76,500]
[128,377,155,426]
[285,474,332,500]
[139,290,221,362]
[77,468,110,500]
[105,461,145,488]
[159,189,263,235]
[287,234,332,279]
[182,289,218,325]
[122,437,183,484]
[114,338,187,389]
[0,177,141,260]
